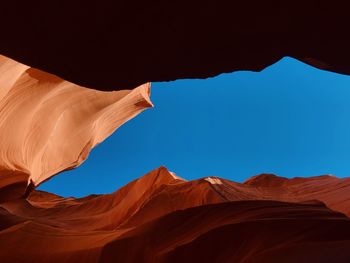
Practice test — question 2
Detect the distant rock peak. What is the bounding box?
[138,166,186,187]
[244,173,288,187]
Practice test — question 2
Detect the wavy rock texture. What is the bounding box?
[1,2,350,90]
[0,55,152,200]
[1,166,350,262]
[2,3,350,261]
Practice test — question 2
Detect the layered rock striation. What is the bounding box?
[0,55,152,201]
[1,49,350,262]
[1,166,350,262]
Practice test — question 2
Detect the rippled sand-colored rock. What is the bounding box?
[1,55,350,262]
[0,55,152,201]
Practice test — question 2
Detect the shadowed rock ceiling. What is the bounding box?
[1,1,349,90]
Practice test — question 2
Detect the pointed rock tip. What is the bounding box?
[141,166,186,182]
[135,82,153,108]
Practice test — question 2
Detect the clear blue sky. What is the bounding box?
[39,57,350,197]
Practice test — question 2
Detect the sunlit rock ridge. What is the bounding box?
[0,55,152,201]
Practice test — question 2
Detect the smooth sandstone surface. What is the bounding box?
[0,55,152,200]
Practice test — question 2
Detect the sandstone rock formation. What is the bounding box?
[1,2,350,90]
[1,2,350,261]
[2,166,350,262]
[0,55,152,201]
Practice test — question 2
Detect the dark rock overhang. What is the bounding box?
[1,1,349,90]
